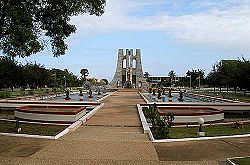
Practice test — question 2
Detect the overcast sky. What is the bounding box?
[18,0,250,80]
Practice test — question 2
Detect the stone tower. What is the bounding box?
[110,49,144,88]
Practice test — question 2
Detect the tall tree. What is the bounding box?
[238,59,250,95]
[0,0,106,58]
[168,70,176,85]
[22,62,50,88]
[144,71,151,82]
[99,79,108,85]
[0,56,21,90]
[186,69,205,88]
[80,68,89,81]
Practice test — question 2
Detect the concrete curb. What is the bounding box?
[226,158,237,165]
[138,92,149,103]
[54,128,69,139]
[187,93,244,103]
[153,133,250,143]
[79,103,104,122]
[0,103,104,140]
[226,156,250,165]
[136,104,250,143]
[137,104,155,141]
[0,132,56,139]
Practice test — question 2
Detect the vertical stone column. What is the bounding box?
[135,49,144,87]
[130,49,133,68]
[110,49,124,87]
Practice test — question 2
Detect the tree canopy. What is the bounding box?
[206,59,250,94]
[0,0,106,57]
[80,68,89,81]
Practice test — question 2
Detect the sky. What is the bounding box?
[17,0,250,81]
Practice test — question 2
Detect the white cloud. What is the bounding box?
[69,0,250,55]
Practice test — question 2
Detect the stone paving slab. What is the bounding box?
[19,157,160,165]
[0,136,51,157]
[84,92,143,126]
[62,126,150,142]
[154,137,250,161]
[0,157,29,165]
[159,161,220,165]
[31,140,158,161]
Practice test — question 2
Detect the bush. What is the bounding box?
[19,89,25,96]
[27,90,34,95]
[143,103,175,139]
[0,91,10,99]
[152,117,169,139]
[166,113,175,128]
[143,104,158,126]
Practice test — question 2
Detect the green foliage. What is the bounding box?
[0,0,106,57]
[0,56,21,90]
[233,157,250,165]
[0,121,67,136]
[27,90,33,95]
[144,72,151,82]
[206,59,250,93]
[143,104,175,139]
[166,113,175,128]
[152,117,169,139]
[143,105,158,127]
[80,68,89,81]
[99,79,109,85]
[0,91,10,99]
[19,89,25,96]
[168,123,250,139]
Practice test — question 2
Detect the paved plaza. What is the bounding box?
[0,91,250,164]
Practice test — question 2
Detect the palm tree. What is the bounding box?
[168,70,176,85]
[144,72,151,82]
[80,69,89,81]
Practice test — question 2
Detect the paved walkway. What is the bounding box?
[1,91,250,164]
[1,91,159,164]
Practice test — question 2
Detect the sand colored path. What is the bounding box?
[1,91,250,165]
[14,91,159,164]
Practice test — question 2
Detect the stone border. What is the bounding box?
[136,104,250,143]
[97,91,116,103]
[139,92,249,104]
[136,104,155,141]
[0,103,104,140]
[138,92,149,103]
[154,134,250,143]
[227,158,238,165]
[185,93,243,103]
[227,156,250,165]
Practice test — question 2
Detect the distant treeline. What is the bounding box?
[206,59,250,94]
[0,56,80,90]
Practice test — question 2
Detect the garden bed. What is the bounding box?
[164,123,250,139]
[0,120,67,136]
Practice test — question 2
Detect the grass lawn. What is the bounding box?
[0,120,67,136]
[232,157,250,165]
[165,123,250,139]
[0,88,64,99]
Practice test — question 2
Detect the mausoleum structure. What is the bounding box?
[110,49,145,88]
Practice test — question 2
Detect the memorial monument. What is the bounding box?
[110,49,145,88]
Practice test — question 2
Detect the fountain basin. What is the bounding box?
[157,106,224,124]
[15,105,86,123]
